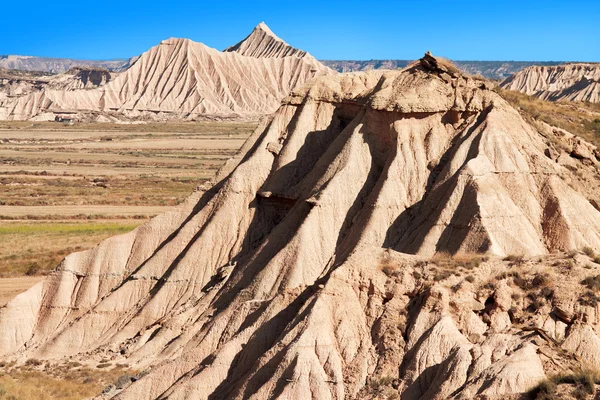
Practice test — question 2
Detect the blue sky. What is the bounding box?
[2,0,598,61]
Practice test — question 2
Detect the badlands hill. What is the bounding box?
[501,63,600,103]
[0,24,330,121]
[3,54,600,399]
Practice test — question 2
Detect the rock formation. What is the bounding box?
[0,66,115,120]
[501,63,600,103]
[0,66,113,93]
[0,24,330,121]
[3,54,600,399]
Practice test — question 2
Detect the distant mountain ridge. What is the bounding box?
[321,59,567,80]
[1,53,571,81]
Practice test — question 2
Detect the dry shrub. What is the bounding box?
[583,246,596,258]
[379,253,399,277]
[582,275,600,292]
[579,291,600,307]
[504,254,524,264]
[432,252,487,270]
[529,369,600,400]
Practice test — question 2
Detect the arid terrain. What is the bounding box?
[1,53,600,400]
[0,120,254,398]
[0,121,254,277]
[2,14,600,400]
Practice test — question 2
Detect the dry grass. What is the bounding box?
[0,121,254,280]
[497,89,600,147]
[582,274,600,292]
[432,252,488,270]
[0,362,136,400]
[528,368,600,400]
[0,220,143,277]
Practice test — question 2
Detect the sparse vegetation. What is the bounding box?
[583,246,596,258]
[0,361,135,400]
[0,122,255,279]
[582,274,600,292]
[528,369,600,400]
[498,89,600,148]
[0,221,142,276]
[504,254,525,264]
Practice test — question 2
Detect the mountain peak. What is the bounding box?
[255,21,276,37]
[224,22,308,58]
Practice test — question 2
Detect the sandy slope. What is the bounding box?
[501,63,600,103]
[2,55,600,399]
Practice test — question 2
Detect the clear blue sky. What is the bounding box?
[2,0,598,61]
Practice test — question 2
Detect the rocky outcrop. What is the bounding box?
[3,55,600,399]
[501,63,600,103]
[47,66,114,90]
[0,66,114,107]
[0,24,330,121]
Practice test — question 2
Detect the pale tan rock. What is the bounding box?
[0,24,331,121]
[562,323,600,369]
[1,54,600,399]
[458,344,546,398]
[501,63,600,103]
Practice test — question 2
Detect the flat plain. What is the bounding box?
[0,120,255,288]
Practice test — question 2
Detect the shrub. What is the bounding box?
[504,254,524,264]
[528,369,600,400]
[532,273,551,287]
[381,264,397,277]
[24,263,40,276]
[582,275,600,292]
[433,270,453,282]
[583,247,596,258]
[579,291,600,307]
[24,359,42,367]
[529,378,557,399]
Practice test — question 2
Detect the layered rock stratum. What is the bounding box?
[3,55,600,399]
[0,24,330,121]
[501,63,600,103]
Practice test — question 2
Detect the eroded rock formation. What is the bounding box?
[3,55,600,399]
[501,63,600,103]
[0,24,330,121]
